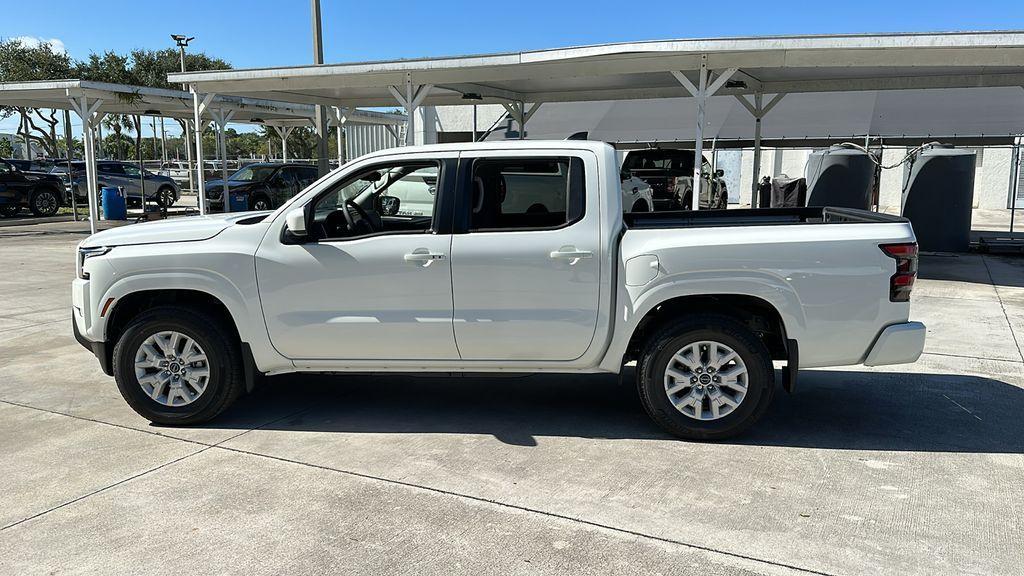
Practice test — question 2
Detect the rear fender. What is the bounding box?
[599,271,805,372]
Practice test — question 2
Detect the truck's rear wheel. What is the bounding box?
[637,314,775,440]
[112,306,243,425]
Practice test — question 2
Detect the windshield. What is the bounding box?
[229,166,277,182]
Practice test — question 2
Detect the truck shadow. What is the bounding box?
[208,368,1024,453]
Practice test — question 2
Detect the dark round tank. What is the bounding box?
[901,145,976,252]
[805,146,876,210]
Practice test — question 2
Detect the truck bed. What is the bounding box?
[624,206,905,229]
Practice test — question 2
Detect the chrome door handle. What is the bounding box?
[549,246,593,265]
[404,249,446,266]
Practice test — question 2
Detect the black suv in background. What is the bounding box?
[205,163,319,211]
[0,159,67,217]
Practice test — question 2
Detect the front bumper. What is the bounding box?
[864,322,927,366]
[73,312,112,375]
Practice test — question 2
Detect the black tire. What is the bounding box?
[29,187,61,216]
[249,194,272,211]
[156,186,176,208]
[637,314,775,440]
[630,200,650,213]
[0,205,19,217]
[112,306,244,425]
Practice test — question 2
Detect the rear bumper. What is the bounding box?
[864,322,927,366]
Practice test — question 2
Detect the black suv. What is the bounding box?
[0,159,67,217]
[205,163,319,211]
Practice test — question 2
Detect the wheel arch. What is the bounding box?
[105,289,240,359]
[618,293,793,367]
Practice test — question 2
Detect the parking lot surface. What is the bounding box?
[1,220,1023,575]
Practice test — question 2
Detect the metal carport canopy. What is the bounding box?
[169,31,1024,206]
[0,79,320,232]
[0,80,404,227]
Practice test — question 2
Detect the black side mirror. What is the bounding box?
[620,168,632,181]
[378,195,401,216]
[715,169,725,178]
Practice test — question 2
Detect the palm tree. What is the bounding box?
[102,115,133,160]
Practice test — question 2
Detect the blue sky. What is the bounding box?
[5,0,1024,67]
[3,0,1023,138]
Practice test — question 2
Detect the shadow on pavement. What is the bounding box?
[181,367,1024,453]
[917,253,1024,288]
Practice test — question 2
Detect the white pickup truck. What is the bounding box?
[73,141,925,440]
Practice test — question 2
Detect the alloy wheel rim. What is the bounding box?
[134,331,210,407]
[663,340,748,421]
[36,193,57,213]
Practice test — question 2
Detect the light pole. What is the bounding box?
[311,0,329,176]
[171,34,197,198]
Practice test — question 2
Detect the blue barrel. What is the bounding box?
[101,187,127,220]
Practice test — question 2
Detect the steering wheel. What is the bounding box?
[343,197,379,235]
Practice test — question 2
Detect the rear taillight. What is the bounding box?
[880,243,918,302]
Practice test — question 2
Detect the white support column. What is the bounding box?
[209,108,236,212]
[159,117,167,165]
[672,57,737,210]
[184,119,196,195]
[388,75,432,146]
[191,86,215,215]
[68,95,105,234]
[332,107,347,166]
[272,125,295,161]
[500,101,542,140]
[735,92,786,207]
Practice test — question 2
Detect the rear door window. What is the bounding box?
[467,157,584,231]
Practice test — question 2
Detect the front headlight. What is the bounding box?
[77,246,111,280]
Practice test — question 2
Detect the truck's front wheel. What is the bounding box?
[111,306,244,425]
[637,314,775,440]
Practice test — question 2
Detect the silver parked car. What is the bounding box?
[70,161,181,207]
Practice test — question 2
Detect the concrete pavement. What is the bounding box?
[1,223,1023,575]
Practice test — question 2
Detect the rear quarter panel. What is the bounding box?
[603,221,916,369]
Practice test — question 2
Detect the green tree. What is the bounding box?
[129,49,230,90]
[0,138,13,158]
[0,38,76,156]
[1,38,233,159]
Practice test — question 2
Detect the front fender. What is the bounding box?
[98,270,253,343]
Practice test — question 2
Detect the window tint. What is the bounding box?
[99,163,125,175]
[468,157,584,231]
[123,164,142,177]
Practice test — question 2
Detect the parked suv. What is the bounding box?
[205,163,319,212]
[70,161,181,208]
[0,159,66,216]
[622,149,728,210]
